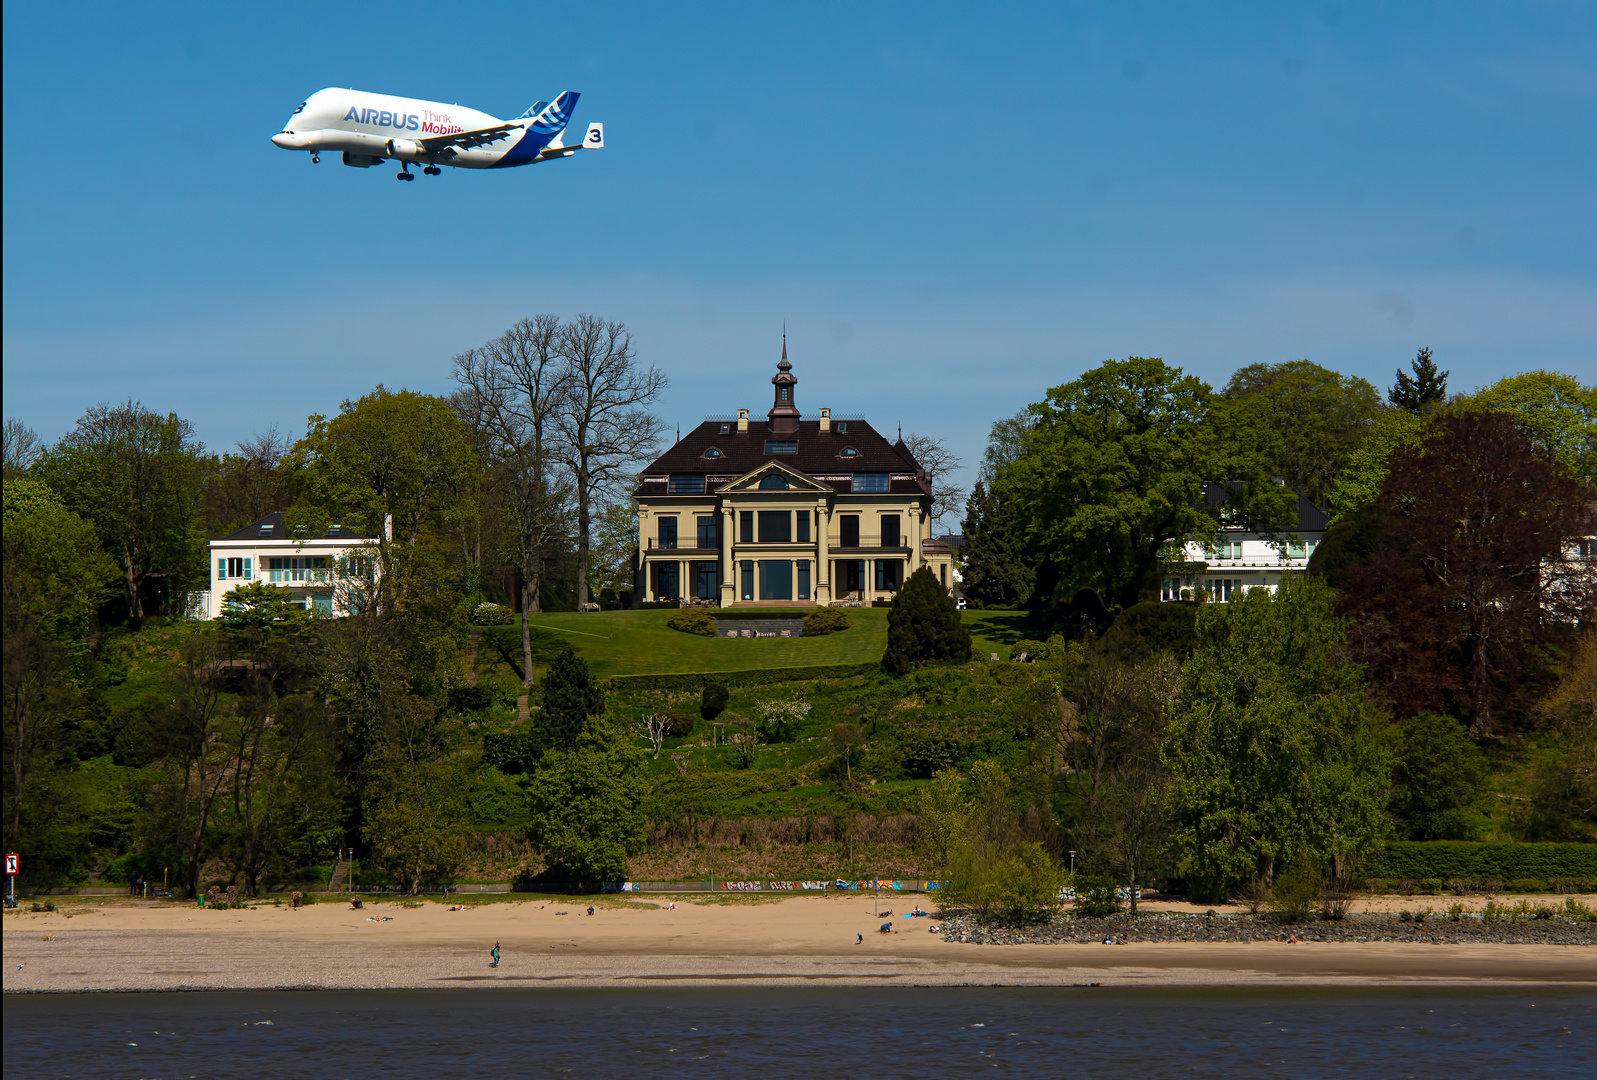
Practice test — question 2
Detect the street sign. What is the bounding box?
[4,853,16,875]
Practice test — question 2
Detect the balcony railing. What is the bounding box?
[829,534,909,550]
[647,538,717,551]
[268,569,332,583]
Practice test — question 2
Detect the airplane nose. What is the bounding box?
[272,131,298,149]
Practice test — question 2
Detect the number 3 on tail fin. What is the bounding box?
[585,122,604,148]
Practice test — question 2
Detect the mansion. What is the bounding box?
[633,344,953,606]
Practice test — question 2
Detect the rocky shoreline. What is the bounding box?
[939,910,1597,946]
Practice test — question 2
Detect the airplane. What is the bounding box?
[271,88,603,181]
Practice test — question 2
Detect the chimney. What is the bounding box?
[737,408,749,433]
[818,407,831,433]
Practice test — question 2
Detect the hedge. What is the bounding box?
[1362,842,1597,882]
[608,662,879,693]
[708,608,818,621]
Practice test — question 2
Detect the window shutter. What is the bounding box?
[217,558,226,580]
[243,558,252,579]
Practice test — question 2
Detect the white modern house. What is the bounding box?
[1160,481,1330,602]
[193,512,376,619]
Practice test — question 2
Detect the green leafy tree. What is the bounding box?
[287,386,478,613]
[525,716,646,883]
[37,401,206,626]
[1326,407,1427,522]
[913,767,972,877]
[1391,713,1487,840]
[1001,357,1295,611]
[364,752,470,894]
[1163,576,1391,897]
[883,566,972,675]
[539,645,605,751]
[957,482,1035,607]
[1467,370,1596,482]
[1389,347,1449,414]
[1223,360,1383,507]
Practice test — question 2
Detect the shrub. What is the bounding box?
[666,608,717,636]
[448,685,494,713]
[1072,875,1122,918]
[883,567,972,675]
[1267,862,1321,923]
[1007,639,1049,663]
[469,602,514,626]
[700,681,729,721]
[1508,878,1545,894]
[803,608,851,636]
[608,663,879,693]
[901,732,966,779]
[1364,842,1597,882]
[662,710,696,738]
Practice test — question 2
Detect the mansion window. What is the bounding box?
[740,511,755,543]
[840,447,858,458]
[653,562,680,600]
[758,474,789,489]
[764,440,798,454]
[758,510,791,543]
[880,514,901,548]
[836,422,848,433]
[657,516,678,549]
[839,514,860,548]
[797,559,811,600]
[874,559,902,592]
[704,448,722,459]
[740,560,754,601]
[759,560,792,600]
[854,473,889,493]
[696,516,718,549]
[796,511,811,543]
[719,424,731,434]
[669,475,705,494]
[695,561,718,600]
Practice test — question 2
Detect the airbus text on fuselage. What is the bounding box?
[271,88,603,180]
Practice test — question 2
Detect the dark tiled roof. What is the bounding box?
[218,511,374,542]
[1202,481,1330,533]
[636,419,928,497]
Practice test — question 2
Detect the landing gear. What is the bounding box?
[310,153,320,164]
[422,165,441,176]
[396,167,415,181]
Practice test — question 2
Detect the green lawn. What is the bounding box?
[960,608,1039,661]
[519,607,890,679]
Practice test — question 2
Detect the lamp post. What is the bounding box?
[1068,850,1076,875]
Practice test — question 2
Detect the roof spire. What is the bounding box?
[768,330,799,433]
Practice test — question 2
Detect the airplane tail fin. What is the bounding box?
[523,91,579,136]
[518,100,550,119]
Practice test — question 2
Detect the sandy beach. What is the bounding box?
[5,893,1593,992]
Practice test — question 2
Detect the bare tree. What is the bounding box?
[453,316,573,684]
[637,713,669,759]
[2,418,44,479]
[978,409,1032,485]
[555,315,667,608]
[903,432,966,530]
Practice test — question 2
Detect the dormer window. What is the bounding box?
[669,475,706,494]
[837,422,848,434]
[259,524,274,535]
[705,447,722,459]
[764,440,797,454]
[758,474,790,490]
[840,447,859,458]
[720,423,731,434]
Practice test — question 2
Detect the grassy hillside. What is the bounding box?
[516,607,889,679]
[960,609,1038,661]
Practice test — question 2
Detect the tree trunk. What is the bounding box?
[124,549,144,629]
[520,579,536,688]
[576,471,591,609]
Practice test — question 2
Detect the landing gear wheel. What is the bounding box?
[397,170,415,181]
[310,153,320,164]
[423,165,440,176]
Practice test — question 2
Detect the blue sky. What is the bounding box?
[4,1,1593,498]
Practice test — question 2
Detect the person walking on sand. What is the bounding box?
[490,942,501,968]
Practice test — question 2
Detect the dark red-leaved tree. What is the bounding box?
[1339,410,1596,736]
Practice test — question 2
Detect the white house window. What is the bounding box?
[854,473,889,493]
[1285,540,1309,559]
[266,556,330,583]
[1208,540,1242,560]
[219,557,252,580]
[1161,575,1195,602]
[1204,578,1242,602]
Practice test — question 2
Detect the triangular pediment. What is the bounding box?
[722,460,828,493]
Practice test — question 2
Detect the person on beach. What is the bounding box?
[490,942,501,968]
[588,905,595,917]
[856,933,863,944]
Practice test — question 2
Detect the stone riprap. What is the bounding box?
[713,618,807,638]
[938,910,1597,946]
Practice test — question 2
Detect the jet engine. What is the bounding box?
[341,152,381,168]
[385,139,425,162]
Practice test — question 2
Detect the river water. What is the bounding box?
[4,986,1591,1076]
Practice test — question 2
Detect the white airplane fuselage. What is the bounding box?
[271,87,600,173]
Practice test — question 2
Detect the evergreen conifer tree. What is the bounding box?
[959,481,1035,607]
[1388,346,1449,413]
[883,566,973,675]
[539,645,605,750]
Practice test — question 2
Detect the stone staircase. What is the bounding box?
[326,855,351,892]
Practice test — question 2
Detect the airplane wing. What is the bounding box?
[416,122,522,153]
